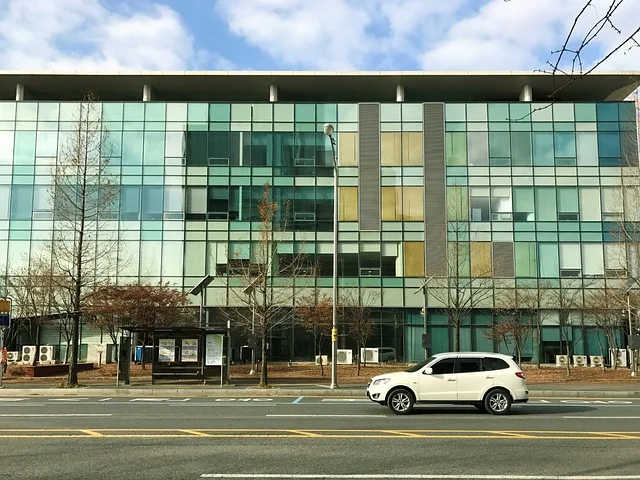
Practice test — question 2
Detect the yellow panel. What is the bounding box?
[470,242,492,277]
[381,132,401,166]
[404,242,425,277]
[381,186,401,221]
[338,132,358,166]
[402,132,423,166]
[403,187,424,221]
[339,187,358,221]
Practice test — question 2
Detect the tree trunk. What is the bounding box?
[260,329,268,387]
[455,323,461,352]
[141,335,147,370]
[33,323,41,366]
[356,342,361,376]
[536,326,542,368]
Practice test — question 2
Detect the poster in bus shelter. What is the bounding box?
[181,339,198,363]
[205,334,223,366]
[158,339,175,363]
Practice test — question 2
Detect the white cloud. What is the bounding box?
[0,0,204,70]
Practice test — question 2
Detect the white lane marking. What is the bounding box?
[0,398,27,402]
[536,400,550,403]
[292,397,303,404]
[98,398,112,402]
[49,398,89,402]
[0,414,112,417]
[321,399,361,402]
[200,474,640,479]
[266,414,385,418]
[563,416,640,419]
[131,398,171,402]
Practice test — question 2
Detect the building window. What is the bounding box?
[447,186,468,221]
[513,187,535,222]
[467,132,488,166]
[557,187,579,221]
[381,186,423,221]
[490,187,512,221]
[535,187,557,221]
[515,242,537,278]
[559,243,581,277]
[470,188,490,221]
[339,187,358,221]
[446,132,467,166]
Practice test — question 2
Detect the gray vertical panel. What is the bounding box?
[358,103,380,230]
[492,242,514,278]
[424,103,447,276]
[622,130,639,166]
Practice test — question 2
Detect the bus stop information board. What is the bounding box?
[205,334,223,366]
[0,299,10,327]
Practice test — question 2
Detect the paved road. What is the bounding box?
[3,396,640,480]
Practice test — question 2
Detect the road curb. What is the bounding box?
[1,387,640,398]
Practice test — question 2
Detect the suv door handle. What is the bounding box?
[447,378,456,382]
[485,376,494,379]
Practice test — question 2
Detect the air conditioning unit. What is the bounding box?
[39,346,55,364]
[21,346,36,364]
[87,344,114,364]
[361,348,379,364]
[590,355,604,367]
[336,349,353,365]
[555,355,569,367]
[315,355,329,366]
[7,351,19,363]
[572,355,587,367]
[610,348,628,367]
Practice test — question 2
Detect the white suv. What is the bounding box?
[366,352,528,415]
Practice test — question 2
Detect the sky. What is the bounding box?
[0,0,638,72]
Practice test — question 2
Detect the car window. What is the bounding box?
[482,357,509,371]
[458,358,482,373]
[406,357,435,373]
[431,358,455,375]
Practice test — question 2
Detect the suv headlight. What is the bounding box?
[372,378,391,386]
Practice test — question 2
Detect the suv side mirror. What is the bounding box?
[423,367,433,375]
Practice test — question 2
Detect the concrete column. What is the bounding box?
[396,85,405,102]
[15,84,27,101]
[142,84,156,102]
[269,84,278,102]
[519,84,532,102]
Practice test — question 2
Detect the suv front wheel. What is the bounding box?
[484,388,512,415]
[387,388,414,415]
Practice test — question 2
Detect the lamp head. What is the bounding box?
[323,123,335,137]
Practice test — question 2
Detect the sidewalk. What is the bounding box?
[2,379,640,398]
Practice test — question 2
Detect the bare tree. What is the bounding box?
[51,93,119,385]
[223,184,315,387]
[492,289,535,366]
[294,291,333,376]
[544,0,640,98]
[584,287,626,369]
[6,255,58,364]
[342,289,378,376]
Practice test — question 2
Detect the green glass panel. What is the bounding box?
[122,131,143,165]
[533,132,554,165]
[274,104,294,122]
[16,103,37,121]
[619,102,636,123]
[598,132,620,159]
[488,122,509,131]
[295,104,316,122]
[554,132,576,157]
[557,187,578,213]
[445,132,467,166]
[554,122,574,131]
[510,103,530,121]
[467,132,488,166]
[488,104,509,122]
[532,103,553,122]
[123,103,144,121]
[511,132,532,166]
[445,104,465,122]
[14,131,35,164]
[316,104,337,123]
[0,103,16,121]
[575,103,596,122]
[489,132,510,158]
[231,104,252,122]
[597,122,619,131]
[513,187,535,222]
[143,132,164,165]
[144,103,165,121]
[187,103,209,122]
[538,243,559,277]
[514,242,537,277]
[597,103,618,122]
[553,103,574,121]
[381,104,401,122]
[38,103,59,122]
[402,104,422,122]
[209,104,230,122]
[466,103,487,122]
[535,187,557,221]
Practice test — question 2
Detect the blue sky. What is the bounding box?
[0,0,637,71]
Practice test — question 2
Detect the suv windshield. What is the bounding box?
[406,356,436,373]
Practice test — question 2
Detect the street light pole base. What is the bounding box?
[329,383,338,389]
[249,369,255,375]
[632,371,636,377]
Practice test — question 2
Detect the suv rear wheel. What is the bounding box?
[387,388,414,415]
[484,388,512,415]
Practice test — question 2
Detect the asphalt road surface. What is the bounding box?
[2,396,640,480]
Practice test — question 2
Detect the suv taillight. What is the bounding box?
[515,371,525,379]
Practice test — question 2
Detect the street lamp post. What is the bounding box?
[414,275,435,359]
[324,123,339,389]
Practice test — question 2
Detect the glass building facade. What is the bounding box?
[1,73,639,364]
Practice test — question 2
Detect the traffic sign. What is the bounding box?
[0,314,8,327]
[0,299,9,313]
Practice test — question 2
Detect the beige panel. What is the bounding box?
[403,187,424,221]
[402,132,423,166]
[470,242,492,277]
[338,132,358,166]
[339,187,358,221]
[381,132,401,166]
[404,241,425,277]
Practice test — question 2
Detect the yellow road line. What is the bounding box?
[180,430,210,437]
[287,430,322,437]
[381,430,424,438]
[79,430,104,438]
